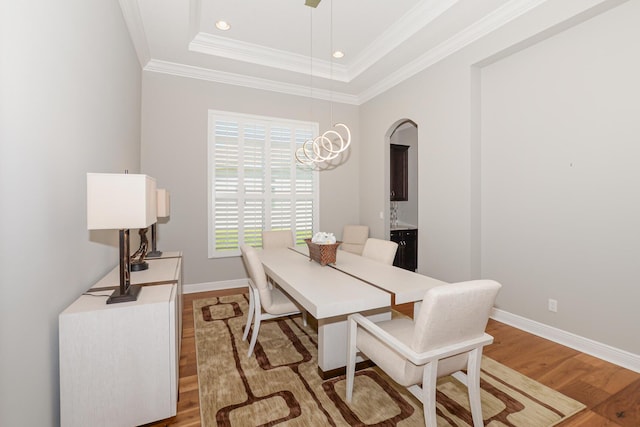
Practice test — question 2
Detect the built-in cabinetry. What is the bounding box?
[390,229,417,271]
[390,144,409,201]
[59,253,182,427]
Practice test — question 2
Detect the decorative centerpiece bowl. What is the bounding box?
[304,238,342,266]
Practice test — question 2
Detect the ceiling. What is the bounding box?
[120,0,539,105]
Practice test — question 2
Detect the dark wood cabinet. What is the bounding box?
[390,144,409,201]
[390,228,417,271]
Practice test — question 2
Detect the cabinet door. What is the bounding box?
[390,231,404,268]
[404,229,418,272]
[59,285,177,427]
[390,229,417,271]
[390,144,409,201]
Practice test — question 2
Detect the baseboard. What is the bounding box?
[183,282,640,373]
[183,279,248,294]
[491,308,640,373]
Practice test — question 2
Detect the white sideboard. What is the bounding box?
[59,253,182,427]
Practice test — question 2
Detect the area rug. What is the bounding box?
[194,294,585,426]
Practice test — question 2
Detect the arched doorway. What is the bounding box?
[386,119,418,271]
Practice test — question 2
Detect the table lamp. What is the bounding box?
[147,188,170,258]
[87,173,157,304]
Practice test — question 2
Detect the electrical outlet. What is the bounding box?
[548,299,558,313]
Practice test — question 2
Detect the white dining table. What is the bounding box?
[312,246,448,309]
[257,245,448,378]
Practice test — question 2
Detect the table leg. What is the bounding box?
[317,308,391,378]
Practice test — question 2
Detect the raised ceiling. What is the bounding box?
[119,0,541,104]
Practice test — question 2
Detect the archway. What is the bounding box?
[385,119,419,270]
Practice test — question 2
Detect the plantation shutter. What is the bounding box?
[208,111,319,257]
[212,119,240,252]
[294,128,315,244]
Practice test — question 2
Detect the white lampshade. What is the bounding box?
[87,173,157,230]
[156,188,170,218]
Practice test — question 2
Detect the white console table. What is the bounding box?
[59,253,182,427]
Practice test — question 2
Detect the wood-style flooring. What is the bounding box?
[148,288,640,426]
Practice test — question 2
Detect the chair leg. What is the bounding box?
[421,361,439,427]
[247,293,262,357]
[345,316,357,402]
[467,348,485,427]
[242,286,255,342]
[302,310,307,327]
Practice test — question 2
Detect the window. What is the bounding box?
[208,110,319,257]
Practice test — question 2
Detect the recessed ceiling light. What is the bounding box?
[215,20,231,31]
[332,50,345,59]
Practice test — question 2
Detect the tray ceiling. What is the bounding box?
[120,0,541,104]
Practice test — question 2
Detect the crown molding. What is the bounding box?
[118,0,150,67]
[124,0,550,105]
[348,0,458,81]
[144,59,360,105]
[189,32,350,82]
[188,0,458,83]
[358,0,548,103]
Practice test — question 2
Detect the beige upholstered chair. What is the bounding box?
[361,238,398,265]
[240,245,304,357]
[262,230,294,249]
[346,280,502,426]
[341,225,369,255]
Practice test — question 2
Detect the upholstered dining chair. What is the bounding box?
[346,280,502,427]
[240,244,305,357]
[341,225,369,255]
[262,230,294,249]
[361,238,398,265]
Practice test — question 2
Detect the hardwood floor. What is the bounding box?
[152,289,640,426]
[484,321,640,426]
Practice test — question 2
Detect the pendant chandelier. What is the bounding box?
[295,0,352,166]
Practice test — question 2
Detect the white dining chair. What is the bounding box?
[240,244,306,357]
[361,238,398,265]
[262,230,294,249]
[346,280,502,426]
[341,225,369,255]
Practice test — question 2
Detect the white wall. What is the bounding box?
[1,3,636,424]
[0,2,142,426]
[480,0,640,353]
[359,0,639,354]
[361,54,474,282]
[140,72,360,284]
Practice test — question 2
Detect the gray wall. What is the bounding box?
[0,2,142,426]
[140,72,361,284]
[480,0,640,353]
[1,2,637,425]
[359,0,639,354]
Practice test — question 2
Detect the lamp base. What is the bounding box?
[106,284,142,304]
[131,261,149,271]
[146,250,162,258]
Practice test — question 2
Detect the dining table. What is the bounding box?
[257,245,448,378]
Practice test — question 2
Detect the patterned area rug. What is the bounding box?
[194,294,585,426]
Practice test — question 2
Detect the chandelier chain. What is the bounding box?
[295,0,351,167]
